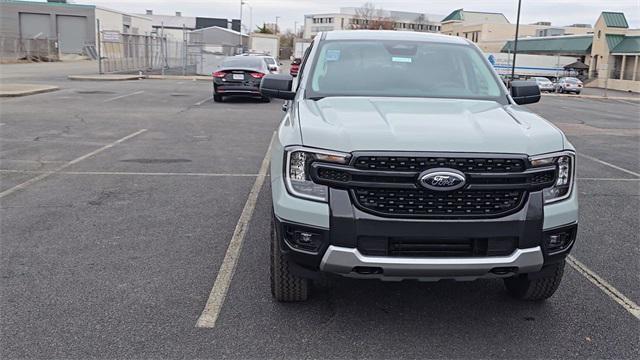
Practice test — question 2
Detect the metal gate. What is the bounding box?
[98,31,197,74]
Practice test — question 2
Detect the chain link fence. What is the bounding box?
[0,36,59,63]
[98,32,198,75]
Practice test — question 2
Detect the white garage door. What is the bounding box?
[20,13,52,39]
[57,15,87,54]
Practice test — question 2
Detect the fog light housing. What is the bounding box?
[284,225,323,253]
[543,226,577,254]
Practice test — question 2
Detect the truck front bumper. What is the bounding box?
[272,178,578,281]
[320,246,543,281]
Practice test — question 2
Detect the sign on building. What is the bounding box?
[102,31,121,42]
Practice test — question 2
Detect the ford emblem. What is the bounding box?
[419,168,466,191]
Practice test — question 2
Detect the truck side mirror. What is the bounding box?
[260,74,295,100]
[511,80,541,105]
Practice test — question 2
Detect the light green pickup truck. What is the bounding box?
[260,30,578,302]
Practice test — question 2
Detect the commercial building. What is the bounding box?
[502,12,639,92]
[136,10,240,42]
[440,8,593,52]
[0,0,151,58]
[303,7,442,39]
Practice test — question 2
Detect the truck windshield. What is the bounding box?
[306,40,503,100]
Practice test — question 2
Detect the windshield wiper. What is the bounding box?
[307,96,325,101]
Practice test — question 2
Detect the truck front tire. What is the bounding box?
[504,260,565,301]
[270,216,309,302]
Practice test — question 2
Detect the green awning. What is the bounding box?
[502,35,592,55]
[610,36,640,54]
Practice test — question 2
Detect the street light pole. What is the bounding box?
[239,0,244,53]
[510,0,522,84]
[249,5,253,35]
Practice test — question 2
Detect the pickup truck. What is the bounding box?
[260,31,578,302]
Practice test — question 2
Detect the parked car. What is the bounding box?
[239,53,280,73]
[555,77,583,94]
[290,58,302,77]
[261,31,577,302]
[532,77,554,92]
[260,56,280,73]
[212,56,270,102]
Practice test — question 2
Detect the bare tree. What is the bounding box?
[353,2,395,30]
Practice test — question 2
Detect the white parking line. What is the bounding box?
[103,91,145,103]
[0,169,257,177]
[567,255,640,320]
[196,132,275,329]
[577,177,640,181]
[577,153,640,178]
[0,129,147,199]
[194,96,212,106]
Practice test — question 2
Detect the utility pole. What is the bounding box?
[96,19,102,74]
[294,21,298,37]
[249,5,253,35]
[275,16,280,34]
[239,0,244,53]
[182,23,186,76]
[510,0,522,85]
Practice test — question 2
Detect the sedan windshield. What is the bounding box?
[307,40,503,100]
[564,78,581,84]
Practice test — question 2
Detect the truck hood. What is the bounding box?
[297,97,564,155]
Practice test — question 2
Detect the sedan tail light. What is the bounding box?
[213,71,226,78]
[249,72,265,79]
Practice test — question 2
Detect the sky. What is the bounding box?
[63,0,639,32]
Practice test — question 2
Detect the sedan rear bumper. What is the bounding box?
[215,85,261,96]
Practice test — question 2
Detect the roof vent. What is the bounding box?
[176,11,182,17]
[146,10,153,15]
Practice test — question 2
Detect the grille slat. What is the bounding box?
[354,188,525,218]
[355,156,525,173]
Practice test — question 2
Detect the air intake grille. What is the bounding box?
[353,188,525,218]
[354,156,525,173]
[358,236,518,257]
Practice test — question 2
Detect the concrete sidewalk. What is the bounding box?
[68,74,145,81]
[67,74,212,81]
[147,74,211,81]
[0,83,59,97]
[542,93,640,101]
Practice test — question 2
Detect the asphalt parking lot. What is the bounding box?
[1,75,639,359]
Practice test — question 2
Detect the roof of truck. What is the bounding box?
[322,30,468,45]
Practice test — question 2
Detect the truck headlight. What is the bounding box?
[530,152,575,204]
[284,147,350,202]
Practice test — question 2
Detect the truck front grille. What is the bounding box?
[353,188,526,218]
[354,156,525,173]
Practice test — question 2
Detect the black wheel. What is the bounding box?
[270,215,309,302]
[213,94,223,102]
[504,260,565,301]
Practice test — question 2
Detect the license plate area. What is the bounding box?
[232,74,245,80]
